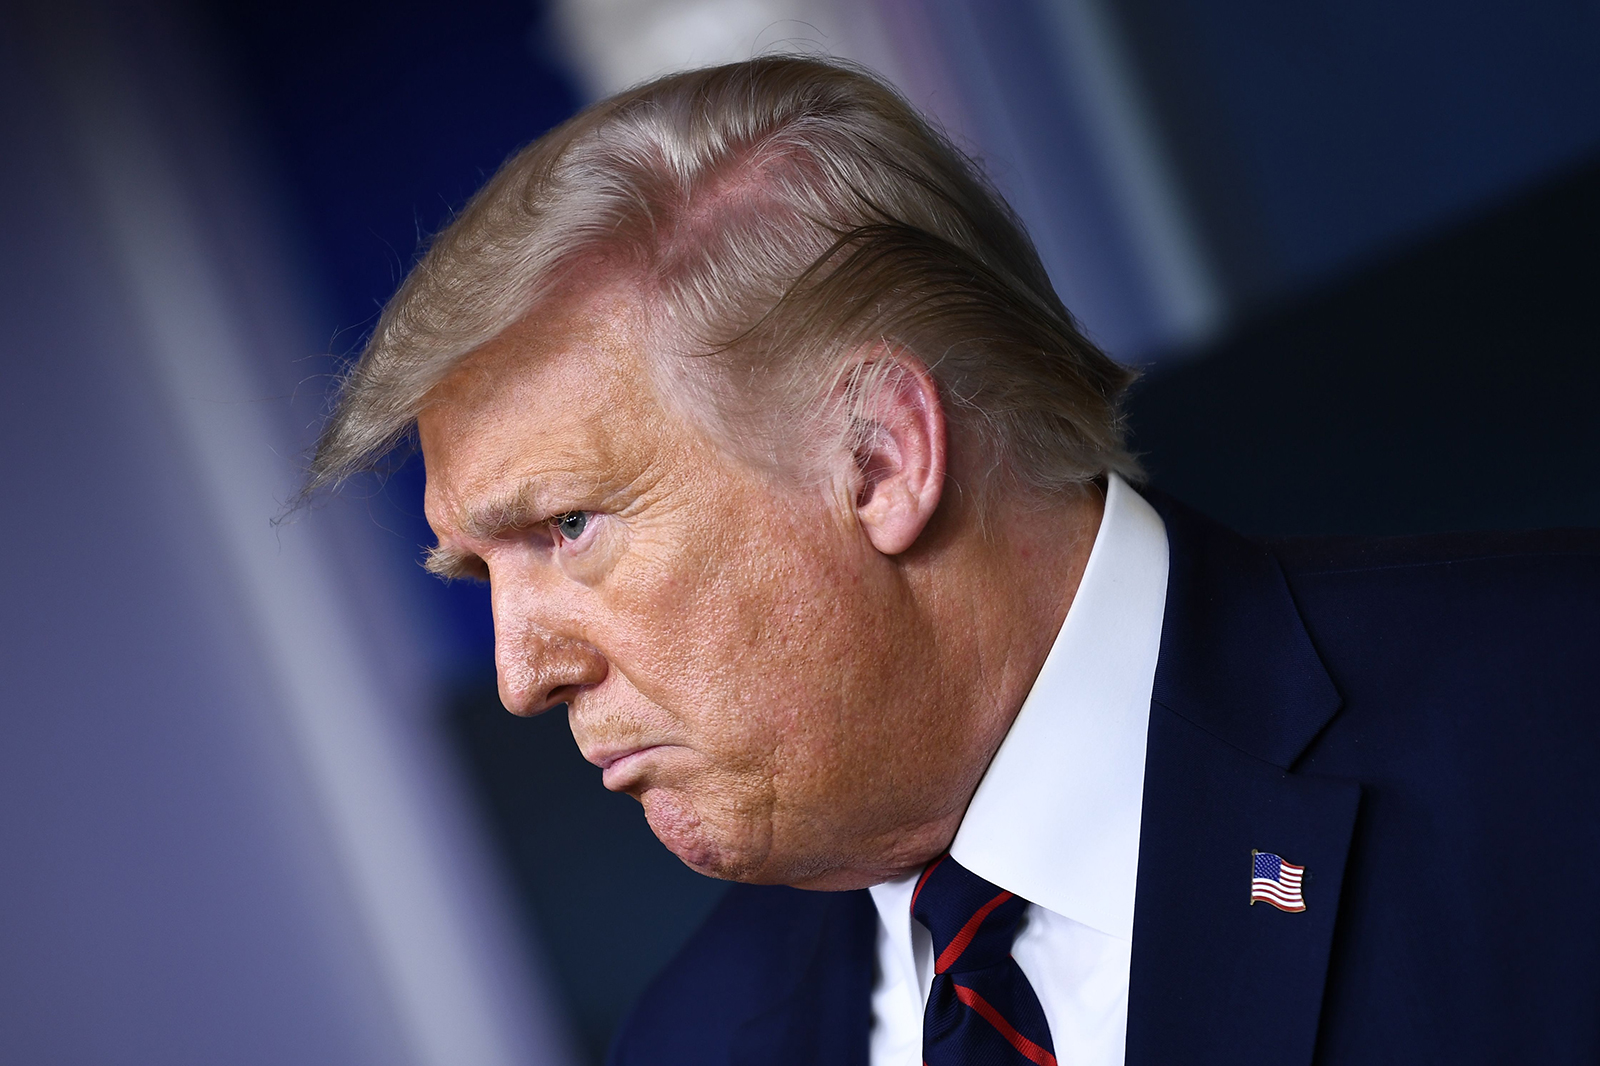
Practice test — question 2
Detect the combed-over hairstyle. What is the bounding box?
[307,56,1140,497]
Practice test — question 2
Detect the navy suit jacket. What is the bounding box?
[610,492,1600,1065]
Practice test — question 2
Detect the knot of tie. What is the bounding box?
[911,854,1058,1066]
[911,854,1030,974]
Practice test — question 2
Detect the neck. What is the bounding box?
[796,483,1106,891]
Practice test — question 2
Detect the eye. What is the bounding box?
[553,511,589,542]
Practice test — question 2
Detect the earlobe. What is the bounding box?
[849,350,947,556]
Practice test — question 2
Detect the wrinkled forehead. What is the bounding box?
[415,288,671,513]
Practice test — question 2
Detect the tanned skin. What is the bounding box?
[417,282,1102,891]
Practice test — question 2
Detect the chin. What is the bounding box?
[640,787,771,882]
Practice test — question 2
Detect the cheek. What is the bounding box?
[699,538,883,772]
[557,512,629,585]
[592,490,914,881]
[602,492,864,752]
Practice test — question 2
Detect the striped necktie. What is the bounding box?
[912,854,1057,1066]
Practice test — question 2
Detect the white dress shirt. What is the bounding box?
[867,473,1170,1066]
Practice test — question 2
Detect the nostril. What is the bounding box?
[546,684,580,709]
[528,685,584,716]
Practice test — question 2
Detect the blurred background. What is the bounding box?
[2,0,1596,1062]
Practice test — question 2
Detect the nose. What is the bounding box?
[495,623,609,716]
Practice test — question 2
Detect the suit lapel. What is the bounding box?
[1127,492,1361,1066]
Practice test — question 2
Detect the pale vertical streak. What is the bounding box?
[1040,0,1223,350]
[554,0,903,100]
[39,12,571,1066]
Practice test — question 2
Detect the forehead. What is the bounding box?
[416,291,669,522]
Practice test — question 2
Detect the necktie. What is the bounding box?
[913,854,1057,1066]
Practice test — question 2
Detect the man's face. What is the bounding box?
[417,291,958,887]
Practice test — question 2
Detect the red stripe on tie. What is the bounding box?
[935,890,1013,973]
[952,983,1058,1066]
[911,856,946,912]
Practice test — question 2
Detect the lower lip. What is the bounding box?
[602,745,663,789]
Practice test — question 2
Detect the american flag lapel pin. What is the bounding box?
[1250,849,1307,912]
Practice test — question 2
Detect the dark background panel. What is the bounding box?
[1111,0,1600,311]
[202,0,579,339]
[1130,152,1600,537]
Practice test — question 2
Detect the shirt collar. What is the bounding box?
[946,473,1169,940]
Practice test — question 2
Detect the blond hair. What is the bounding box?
[307,57,1140,498]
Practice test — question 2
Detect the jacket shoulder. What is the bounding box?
[1257,529,1600,1059]
[1265,526,1600,575]
[1266,526,1600,725]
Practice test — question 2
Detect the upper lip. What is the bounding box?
[587,742,663,771]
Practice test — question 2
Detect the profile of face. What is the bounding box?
[417,286,989,890]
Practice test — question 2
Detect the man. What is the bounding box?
[307,59,1600,1065]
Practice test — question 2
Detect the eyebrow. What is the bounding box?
[423,542,484,581]
[458,480,549,540]
[423,479,549,581]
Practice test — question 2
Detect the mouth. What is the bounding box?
[591,744,666,790]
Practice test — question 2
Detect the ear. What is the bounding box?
[846,348,947,556]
